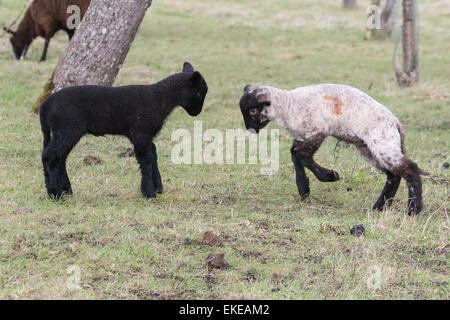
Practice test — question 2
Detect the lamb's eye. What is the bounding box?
[249,108,258,116]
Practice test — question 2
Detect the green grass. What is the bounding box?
[0,0,448,299]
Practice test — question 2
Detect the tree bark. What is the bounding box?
[365,0,397,40]
[343,0,357,9]
[395,0,419,86]
[380,0,396,36]
[32,0,153,113]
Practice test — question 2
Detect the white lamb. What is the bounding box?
[239,84,426,214]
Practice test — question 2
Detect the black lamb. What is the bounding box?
[40,62,208,199]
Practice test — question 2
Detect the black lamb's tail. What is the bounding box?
[409,158,430,176]
[39,100,51,149]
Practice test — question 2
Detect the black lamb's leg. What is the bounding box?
[58,155,73,195]
[307,162,340,182]
[401,161,423,215]
[42,152,50,195]
[57,132,82,196]
[40,39,50,62]
[134,142,156,199]
[406,175,423,215]
[372,171,401,211]
[291,142,310,200]
[391,158,423,215]
[42,137,63,199]
[151,142,163,194]
[293,137,340,183]
[42,131,82,199]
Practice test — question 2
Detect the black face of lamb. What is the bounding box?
[239,91,270,133]
[179,61,208,116]
[183,72,208,117]
[39,62,207,200]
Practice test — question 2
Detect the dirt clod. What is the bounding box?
[201,231,224,247]
[83,155,102,165]
[205,253,231,270]
[350,224,365,237]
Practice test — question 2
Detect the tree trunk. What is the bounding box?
[380,0,396,37]
[365,0,396,39]
[395,0,419,86]
[32,0,153,113]
[343,0,357,9]
[365,0,396,40]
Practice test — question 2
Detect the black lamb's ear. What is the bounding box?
[182,62,194,73]
[244,84,252,92]
[256,91,271,106]
[190,71,202,84]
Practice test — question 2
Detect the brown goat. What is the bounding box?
[4,0,90,61]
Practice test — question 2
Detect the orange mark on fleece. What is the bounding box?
[324,96,343,115]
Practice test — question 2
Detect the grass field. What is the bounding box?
[0,0,448,299]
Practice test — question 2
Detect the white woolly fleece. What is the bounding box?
[255,84,406,171]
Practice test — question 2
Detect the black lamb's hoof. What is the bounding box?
[372,199,385,211]
[316,170,340,182]
[142,190,157,199]
[407,200,422,215]
[62,187,73,195]
[155,187,164,194]
[330,170,340,182]
[300,192,310,201]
